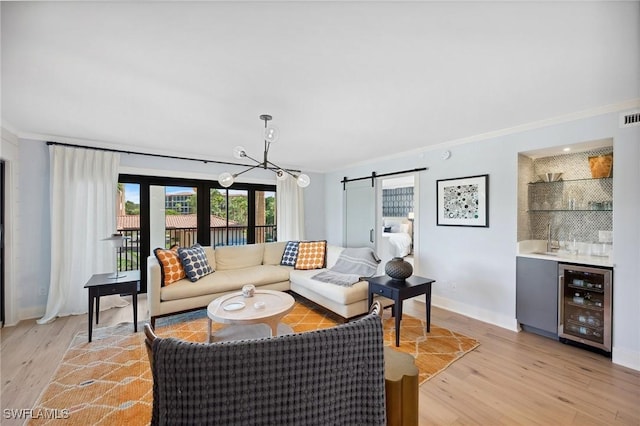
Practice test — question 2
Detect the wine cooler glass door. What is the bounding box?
[559,264,612,352]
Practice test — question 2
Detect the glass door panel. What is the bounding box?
[210,188,227,247]
[256,190,276,243]
[228,190,248,245]
[210,188,248,246]
[151,185,198,249]
[117,183,141,272]
[559,263,612,352]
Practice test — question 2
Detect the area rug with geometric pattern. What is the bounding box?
[29,299,479,425]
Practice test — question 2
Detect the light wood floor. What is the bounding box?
[1,295,638,425]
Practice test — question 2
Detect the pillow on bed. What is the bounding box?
[383,219,398,228]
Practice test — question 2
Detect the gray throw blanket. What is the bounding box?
[312,247,380,287]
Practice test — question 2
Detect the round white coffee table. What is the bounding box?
[207,290,295,343]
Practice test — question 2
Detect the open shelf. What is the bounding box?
[528,209,612,212]
[528,177,612,185]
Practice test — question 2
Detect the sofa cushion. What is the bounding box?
[203,246,216,271]
[325,245,345,269]
[215,244,265,270]
[153,246,186,286]
[160,265,291,301]
[295,240,327,270]
[289,268,370,305]
[263,241,287,265]
[178,244,214,282]
[280,241,299,266]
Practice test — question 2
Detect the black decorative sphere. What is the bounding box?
[385,257,413,280]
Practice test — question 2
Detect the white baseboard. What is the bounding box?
[414,294,519,332]
[612,346,640,372]
[18,306,46,323]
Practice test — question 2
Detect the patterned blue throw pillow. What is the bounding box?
[178,243,214,282]
[280,241,300,266]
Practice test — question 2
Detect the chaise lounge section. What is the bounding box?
[289,244,388,319]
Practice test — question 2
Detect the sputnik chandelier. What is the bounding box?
[218,115,310,188]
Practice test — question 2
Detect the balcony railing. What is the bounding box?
[116,225,277,272]
[118,229,141,272]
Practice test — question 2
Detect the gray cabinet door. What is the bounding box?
[516,257,559,337]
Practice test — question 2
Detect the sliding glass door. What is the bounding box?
[210,188,248,246]
[118,182,142,273]
[209,187,276,246]
[151,185,199,249]
[118,175,276,293]
[255,189,276,243]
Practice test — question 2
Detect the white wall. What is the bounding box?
[10,140,326,320]
[15,139,50,320]
[325,108,640,371]
[1,128,20,325]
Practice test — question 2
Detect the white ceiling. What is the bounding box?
[2,1,638,172]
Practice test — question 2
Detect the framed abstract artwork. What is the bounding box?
[436,174,489,227]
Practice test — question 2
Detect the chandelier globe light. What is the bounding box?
[218,115,310,188]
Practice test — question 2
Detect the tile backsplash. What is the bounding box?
[519,147,613,244]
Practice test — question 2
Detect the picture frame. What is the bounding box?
[436,174,489,227]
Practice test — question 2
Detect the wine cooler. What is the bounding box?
[558,263,612,353]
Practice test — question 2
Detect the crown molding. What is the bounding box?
[1,127,19,146]
[10,98,640,175]
[325,98,640,173]
[1,124,20,143]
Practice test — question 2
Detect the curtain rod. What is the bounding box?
[45,141,301,172]
[341,167,427,190]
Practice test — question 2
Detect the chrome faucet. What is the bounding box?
[547,223,560,252]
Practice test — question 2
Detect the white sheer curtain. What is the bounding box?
[38,146,127,324]
[276,177,305,241]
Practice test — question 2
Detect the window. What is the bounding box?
[256,190,276,243]
[118,175,276,291]
[118,182,141,273]
[210,187,276,247]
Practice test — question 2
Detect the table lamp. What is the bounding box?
[102,233,127,279]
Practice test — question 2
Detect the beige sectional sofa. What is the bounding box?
[147,241,388,326]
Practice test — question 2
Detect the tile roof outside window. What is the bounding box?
[117,215,234,230]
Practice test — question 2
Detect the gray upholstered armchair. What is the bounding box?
[144,313,387,425]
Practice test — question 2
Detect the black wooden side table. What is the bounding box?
[84,270,140,342]
[367,275,436,347]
